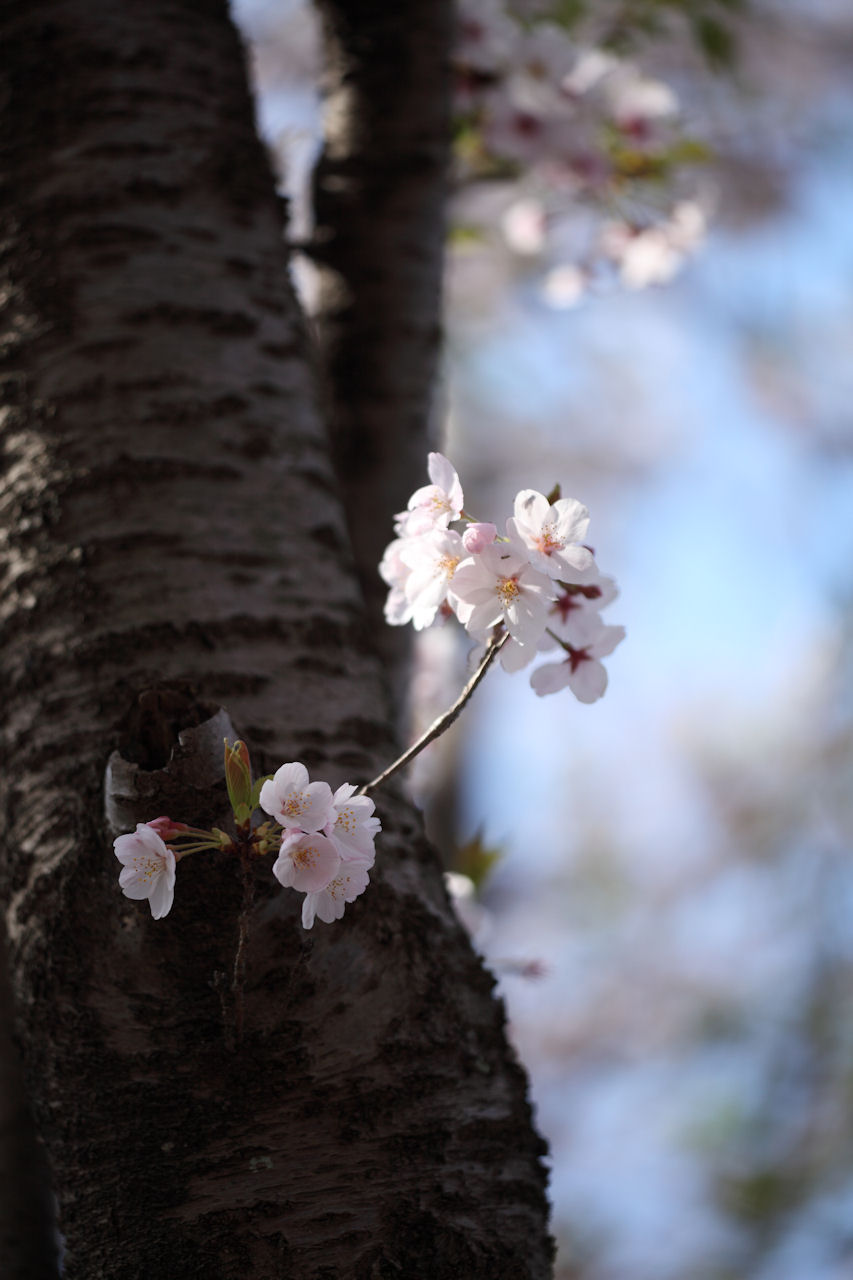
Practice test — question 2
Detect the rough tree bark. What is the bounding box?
[0,918,57,1277]
[0,0,552,1276]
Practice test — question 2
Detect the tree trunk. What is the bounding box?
[0,1,552,1276]
[0,918,58,1278]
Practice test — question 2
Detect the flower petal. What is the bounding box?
[274,833,341,893]
[569,658,609,703]
[553,497,590,545]
[513,488,550,531]
[530,660,572,696]
[590,624,626,659]
[148,871,176,919]
[272,761,309,793]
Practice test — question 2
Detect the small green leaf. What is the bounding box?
[668,137,713,165]
[250,774,273,811]
[693,14,736,68]
[448,223,487,245]
[224,739,253,814]
[454,828,505,889]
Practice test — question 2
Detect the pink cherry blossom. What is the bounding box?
[273,831,341,894]
[144,816,189,840]
[451,544,552,645]
[481,91,557,166]
[301,864,371,929]
[114,823,176,919]
[259,762,334,833]
[325,784,381,865]
[544,573,619,646]
[462,521,498,554]
[455,0,518,75]
[530,620,625,702]
[507,488,595,580]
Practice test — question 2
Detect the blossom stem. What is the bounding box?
[545,625,571,653]
[169,841,224,858]
[360,629,510,796]
[232,836,255,1046]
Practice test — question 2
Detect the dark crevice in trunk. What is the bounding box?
[310,0,454,691]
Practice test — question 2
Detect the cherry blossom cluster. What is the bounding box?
[258,764,379,928]
[381,452,624,703]
[452,0,709,299]
[114,744,380,925]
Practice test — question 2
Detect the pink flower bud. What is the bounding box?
[146,816,188,840]
[462,522,497,554]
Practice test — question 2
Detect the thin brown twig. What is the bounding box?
[232,840,255,1045]
[360,628,509,796]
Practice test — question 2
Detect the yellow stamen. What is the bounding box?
[497,575,520,606]
[534,523,563,556]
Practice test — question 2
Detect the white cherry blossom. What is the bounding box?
[401,528,466,630]
[404,452,464,535]
[502,198,548,256]
[495,585,617,672]
[507,488,595,580]
[601,202,706,290]
[562,48,619,98]
[497,632,546,673]
[273,831,341,894]
[325,784,380,865]
[541,263,587,309]
[301,864,371,929]
[379,536,415,626]
[451,544,552,645]
[604,66,678,131]
[379,451,625,708]
[512,22,578,102]
[259,762,334,832]
[114,823,176,919]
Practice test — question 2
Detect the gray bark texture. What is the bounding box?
[0,0,553,1276]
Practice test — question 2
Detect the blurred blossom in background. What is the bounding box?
[235,2,853,1275]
